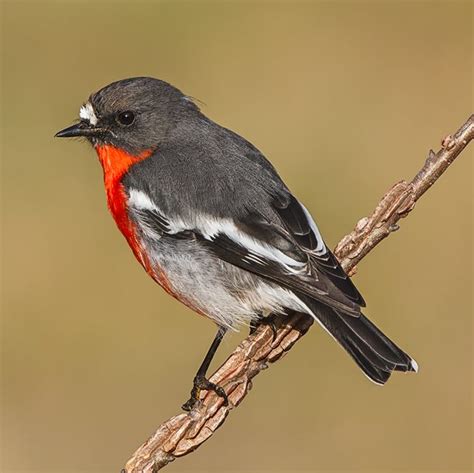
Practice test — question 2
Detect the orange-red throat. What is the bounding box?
[94,144,152,262]
[95,144,152,194]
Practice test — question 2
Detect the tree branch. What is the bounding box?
[123,114,473,472]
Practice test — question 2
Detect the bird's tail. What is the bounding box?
[298,295,418,384]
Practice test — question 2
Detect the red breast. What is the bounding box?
[94,145,207,314]
[94,146,167,285]
[95,145,150,254]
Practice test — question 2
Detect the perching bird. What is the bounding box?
[56,77,417,410]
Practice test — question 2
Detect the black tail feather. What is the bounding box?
[342,336,391,384]
[298,295,418,384]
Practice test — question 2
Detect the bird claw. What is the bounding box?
[181,375,228,411]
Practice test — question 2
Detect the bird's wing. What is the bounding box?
[272,191,365,307]
[127,187,364,316]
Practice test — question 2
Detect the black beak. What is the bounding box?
[55,122,102,138]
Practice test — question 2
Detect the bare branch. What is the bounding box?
[123,114,473,472]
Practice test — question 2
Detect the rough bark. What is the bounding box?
[123,114,473,472]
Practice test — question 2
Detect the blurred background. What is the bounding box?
[1,1,472,472]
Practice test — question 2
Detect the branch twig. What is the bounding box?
[123,114,473,472]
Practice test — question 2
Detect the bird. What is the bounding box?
[55,77,418,410]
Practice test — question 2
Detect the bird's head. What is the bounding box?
[55,77,198,155]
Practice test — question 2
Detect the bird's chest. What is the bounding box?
[95,146,143,256]
[95,145,170,287]
[106,182,133,243]
[106,180,180,298]
[104,177,149,267]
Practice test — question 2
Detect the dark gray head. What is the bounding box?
[56,77,199,154]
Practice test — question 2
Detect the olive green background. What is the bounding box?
[1,1,472,472]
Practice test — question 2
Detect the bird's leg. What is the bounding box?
[182,326,228,411]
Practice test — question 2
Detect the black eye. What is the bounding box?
[116,111,135,126]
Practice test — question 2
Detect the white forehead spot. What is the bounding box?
[79,102,98,126]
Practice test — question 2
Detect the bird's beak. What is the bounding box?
[55,122,102,138]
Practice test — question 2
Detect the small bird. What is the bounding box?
[56,77,417,410]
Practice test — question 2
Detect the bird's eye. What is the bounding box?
[116,111,135,126]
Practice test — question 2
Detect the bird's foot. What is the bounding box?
[181,374,228,411]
